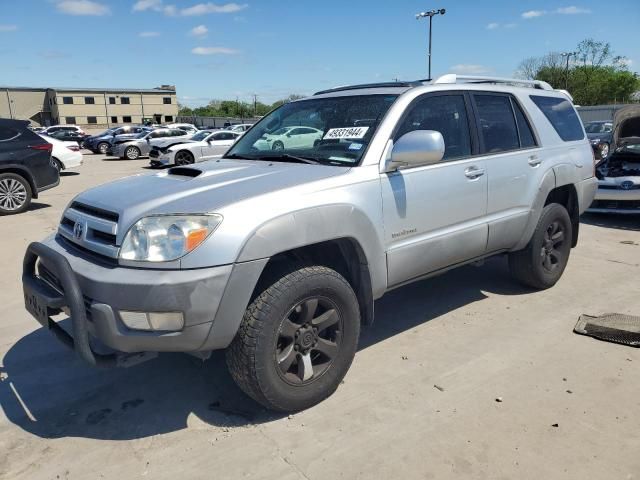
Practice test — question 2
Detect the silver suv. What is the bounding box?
[22,75,597,412]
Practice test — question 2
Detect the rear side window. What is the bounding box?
[512,99,537,148]
[474,94,519,153]
[530,95,584,141]
[397,94,472,160]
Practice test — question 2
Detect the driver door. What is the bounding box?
[381,92,488,287]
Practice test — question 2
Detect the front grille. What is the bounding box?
[149,149,160,158]
[591,200,640,210]
[58,202,120,259]
[599,184,640,190]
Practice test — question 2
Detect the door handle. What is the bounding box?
[528,155,542,167]
[464,166,485,179]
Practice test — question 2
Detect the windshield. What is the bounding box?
[585,122,612,133]
[133,131,149,139]
[191,131,211,141]
[225,94,398,165]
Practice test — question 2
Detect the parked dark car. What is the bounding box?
[0,118,59,215]
[44,129,89,147]
[585,120,613,158]
[84,126,151,154]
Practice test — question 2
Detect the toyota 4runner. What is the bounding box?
[22,75,597,412]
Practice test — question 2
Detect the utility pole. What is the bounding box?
[560,51,577,90]
[253,94,258,117]
[416,8,446,80]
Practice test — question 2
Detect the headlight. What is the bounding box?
[591,138,601,144]
[120,214,222,262]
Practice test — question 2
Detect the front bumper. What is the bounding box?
[588,184,640,214]
[22,236,241,362]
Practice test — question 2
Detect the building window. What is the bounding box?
[63,96,73,105]
[165,115,173,122]
[109,97,116,104]
[163,97,172,105]
[65,116,76,124]
[87,116,97,124]
[121,97,130,105]
[122,116,132,123]
[85,96,95,104]
[110,116,118,123]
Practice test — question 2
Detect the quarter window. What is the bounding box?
[397,94,471,160]
[85,96,95,104]
[474,94,519,153]
[530,95,584,141]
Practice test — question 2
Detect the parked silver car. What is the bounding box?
[23,74,596,412]
[110,128,192,159]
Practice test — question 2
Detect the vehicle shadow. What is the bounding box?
[27,202,51,212]
[60,172,80,177]
[1,256,528,441]
[581,213,640,232]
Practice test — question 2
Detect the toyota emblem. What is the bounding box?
[620,181,634,190]
[73,222,84,240]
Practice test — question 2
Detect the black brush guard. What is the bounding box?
[22,241,117,367]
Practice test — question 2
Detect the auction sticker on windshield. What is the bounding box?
[323,127,369,140]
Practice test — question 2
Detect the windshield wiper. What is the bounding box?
[226,152,320,165]
[225,153,255,160]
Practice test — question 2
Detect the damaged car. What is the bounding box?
[589,106,640,214]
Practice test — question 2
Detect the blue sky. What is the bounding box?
[1,0,638,106]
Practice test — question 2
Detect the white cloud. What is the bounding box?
[181,2,248,16]
[56,0,110,16]
[0,24,18,32]
[521,10,546,18]
[191,46,239,55]
[556,6,591,14]
[133,1,247,16]
[486,22,499,30]
[139,31,160,37]
[450,64,493,75]
[189,25,208,37]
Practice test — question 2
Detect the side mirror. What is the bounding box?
[384,130,445,172]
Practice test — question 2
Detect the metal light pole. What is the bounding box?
[560,51,577,90]
[416,8,446,80]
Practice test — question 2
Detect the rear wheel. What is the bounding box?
[124,146,141,160]
[174,150,194,165]
[0,173,32,215]
[52,157,63,173]
[508,203,572,289]
[226,265,360,412]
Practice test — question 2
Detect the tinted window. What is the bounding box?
[530,95,584,141]
[512,99,537,148]
[397,94,471,160]
[63,97,73,104]
[163,97,171,105]
[87,116,97,124]
[474,94,519,153]
[85,96,95,104]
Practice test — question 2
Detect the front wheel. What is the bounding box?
[97,142,109,154]
[124,146,141,160]
[271,140,284,151]
[174,150,194,165]
[508,203,572,289]
[226,265,360,412]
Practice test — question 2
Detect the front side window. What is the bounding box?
[226,94,398,165]
[397,94,472,160]
[530,95,584,142]
[474,94,519,153]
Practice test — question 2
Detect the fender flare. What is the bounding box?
[512,168,556,251]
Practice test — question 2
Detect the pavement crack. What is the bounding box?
[256,426,312,480]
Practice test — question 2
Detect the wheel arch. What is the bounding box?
[0,166,38,198]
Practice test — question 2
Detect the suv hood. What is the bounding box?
[72,159,349,234]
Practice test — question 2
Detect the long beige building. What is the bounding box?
[1,85,178,128]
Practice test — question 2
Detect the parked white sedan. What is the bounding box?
[253,126,323,151]
[149,130,241,166]
[39,135,83,172]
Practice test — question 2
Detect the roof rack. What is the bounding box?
[432,74,553,91]
[314,81,421,96]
